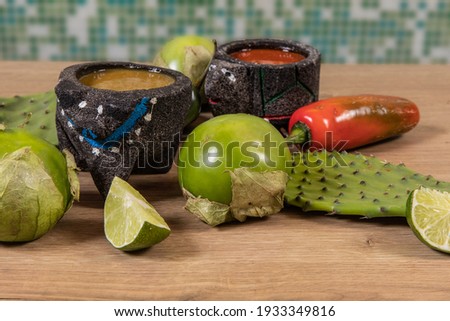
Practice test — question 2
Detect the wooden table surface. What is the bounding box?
[1,61,449,301]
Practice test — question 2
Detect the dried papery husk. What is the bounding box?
[183,168,288,226]
[0,147,66,241]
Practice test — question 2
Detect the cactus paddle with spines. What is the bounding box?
[0,90,58,145]
[285,150,450,218]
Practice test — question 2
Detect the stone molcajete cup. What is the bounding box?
[55,62,192,197]
[204,39,321,127]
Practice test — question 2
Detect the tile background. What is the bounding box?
[1,0,450,63]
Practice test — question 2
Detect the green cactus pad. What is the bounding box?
[0,90,57,145]
[285,150,450,218]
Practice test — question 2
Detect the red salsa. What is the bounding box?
[230,48,305,65]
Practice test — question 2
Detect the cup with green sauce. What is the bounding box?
[55,61,192,197]
[204,38,321,127]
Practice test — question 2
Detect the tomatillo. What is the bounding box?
[177,114,292,205]
[0,129,79,242]
[153,35,216,126]
[153,35,215,88]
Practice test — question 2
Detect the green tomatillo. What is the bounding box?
[153,35,215,87]
[177,114,292,226]
[153,35,216,126]
[0,128,79,242]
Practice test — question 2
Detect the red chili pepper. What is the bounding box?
[287,94,420,151]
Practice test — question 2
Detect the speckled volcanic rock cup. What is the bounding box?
[55,62,192,197]
[205,39,321,127]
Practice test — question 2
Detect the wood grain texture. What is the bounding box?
[1,61,450,300]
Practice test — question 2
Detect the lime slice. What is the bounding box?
[104,177,171,251]
[406,187,450,253]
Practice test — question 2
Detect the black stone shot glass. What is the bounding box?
[55,62,192,197]
[204,39,321,127]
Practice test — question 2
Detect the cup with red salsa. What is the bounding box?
[204,38,321,127]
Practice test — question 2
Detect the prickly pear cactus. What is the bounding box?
[285,150,450,218]
[0,90,57,145]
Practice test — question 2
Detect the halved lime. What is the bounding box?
[406,187,450,253]
[104,177,171,251]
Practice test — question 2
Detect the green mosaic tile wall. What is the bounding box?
[1,0,450,63]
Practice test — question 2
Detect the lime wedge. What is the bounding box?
[406,187,450,253]
[104,177,171,251]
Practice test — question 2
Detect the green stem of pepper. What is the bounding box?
[285,122,312,147]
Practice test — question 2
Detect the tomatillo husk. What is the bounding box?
[0,129,79,242]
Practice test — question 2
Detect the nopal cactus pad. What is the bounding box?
[285,150,450,218]
[0,90,57,145]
